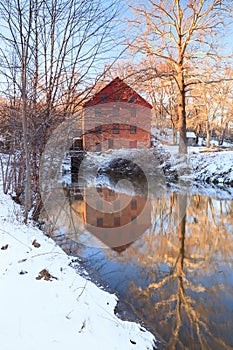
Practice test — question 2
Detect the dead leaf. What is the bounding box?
[36,269,58,281]
[1,244,9,250]
[130,340,136,345]
[32,239,41,248]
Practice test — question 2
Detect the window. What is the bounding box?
[131,199,137,210]
[113,107,119,116]
[95,125,102,133]
[113,124,119,134]
[130,125,137,134]
[114,200,120,210]
[108,139,114,149]
[95,108,101,116]
[114,216,120,227]
[97,217,103,227]
[130,140,137,148]
[131,108,136,117]
[96,200,103,210]
[129,95,135,102]
[108,189,115,196]
[96,143,101,151]
[101,93,107,102]
[97,187,102,193]
[115,94,121,101]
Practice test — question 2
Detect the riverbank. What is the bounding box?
[161,146,232,198]
[68,144,233,195]
[188,149,233,185]
[0,182,156,350]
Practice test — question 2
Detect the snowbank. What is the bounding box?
[0,184,156,349]
[188,150,233,186]
[68,145,177,188]
[65,143,232,196]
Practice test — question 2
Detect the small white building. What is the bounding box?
[186,131,196,146]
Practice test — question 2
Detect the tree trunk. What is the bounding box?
[22,58,31,223]
[177,192,187,279]
[206,118,211,148]
[220,122,228,146]
[195,124,201,145]
[177,67,187,154]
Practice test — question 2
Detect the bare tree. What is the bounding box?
[186,63,233,147]
[128,0,233,154]
[0,0,122,221]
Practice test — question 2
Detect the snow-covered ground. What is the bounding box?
[188,150,233,185]
[0,179,156,349]
[150,136,233,187]
[162,149,232,200]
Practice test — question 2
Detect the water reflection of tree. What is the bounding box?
[118,192,233,350]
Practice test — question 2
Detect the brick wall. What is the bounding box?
[82,102,151,150]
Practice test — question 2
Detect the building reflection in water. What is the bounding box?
[69,185,151,252]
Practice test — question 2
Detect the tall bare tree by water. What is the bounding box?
[128,0,233,154]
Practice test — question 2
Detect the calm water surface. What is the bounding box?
[51,178,233,350]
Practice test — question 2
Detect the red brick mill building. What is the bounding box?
[78,77,153,151]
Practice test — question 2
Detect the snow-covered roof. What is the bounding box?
[83,77,153,109]
[186,131,196,138]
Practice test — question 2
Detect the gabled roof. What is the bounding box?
[83,77,152,109]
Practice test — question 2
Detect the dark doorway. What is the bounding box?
[72,137,83,151]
